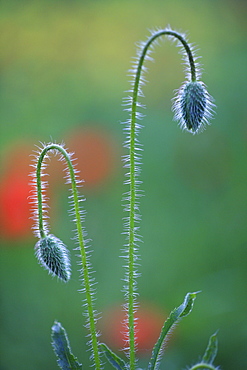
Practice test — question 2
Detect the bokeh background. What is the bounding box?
[0,0,246,369]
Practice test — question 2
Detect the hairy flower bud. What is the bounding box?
[35,234,71,282]
[173,81,214,134]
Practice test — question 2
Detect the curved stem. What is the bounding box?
[36,144,101,370]
[127,29,197,369]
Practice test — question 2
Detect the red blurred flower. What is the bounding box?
[0,144,33,240]
[100,303,167,355]
[66,126,117,188]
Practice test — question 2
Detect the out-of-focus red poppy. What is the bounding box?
[66,126,117,188]
[0,144,33,240]
[100,303,168,355]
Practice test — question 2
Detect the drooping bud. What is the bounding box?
[173,81,214,134]
[35,234,71,282]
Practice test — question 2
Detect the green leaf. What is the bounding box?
[187,363,218,370]
[148,292,198,370]
[100,343,127,370]
[178,332,219,370]
[51,321,83,370]
[202,332,218,365]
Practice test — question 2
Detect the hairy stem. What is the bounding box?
[36,144,101,370]
[127,29,197,369]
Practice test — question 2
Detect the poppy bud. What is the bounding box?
[173,81,214,134]
[35,234,71,282]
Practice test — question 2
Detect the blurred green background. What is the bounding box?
[0,0,246,369]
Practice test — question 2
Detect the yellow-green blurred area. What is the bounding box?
[0,0,246,369]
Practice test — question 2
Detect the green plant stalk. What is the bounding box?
[127,30,198,369]
[36,144,101,370]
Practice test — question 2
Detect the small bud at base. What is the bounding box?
[35,234,71,282]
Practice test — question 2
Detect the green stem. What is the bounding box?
[36,149,48,239]
[127,29,197,369]
[36,144,101,370]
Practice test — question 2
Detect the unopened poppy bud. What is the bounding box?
[35,234,71,282]
[173,81,214,134]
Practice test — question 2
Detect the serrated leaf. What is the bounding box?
[202,332,218,364]
[51,321,83,370]
[100,343,127,370]
[148,292,198,370]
